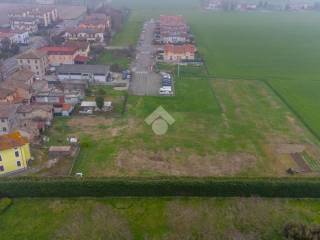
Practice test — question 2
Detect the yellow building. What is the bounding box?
[0,132,31,175]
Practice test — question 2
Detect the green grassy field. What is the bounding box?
[2,197,320,239]
[268,79,320,138]
[37,65,320,177]
[92,50,131,69]
[109,5,320,164]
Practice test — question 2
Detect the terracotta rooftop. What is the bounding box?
[164,44,196,54]
[0,104,18,119]
[64,40,90,50]
[0,132,29,151]
[17,49,47,60]
[39,46,78,55]
[17,104,53,114]
[0,88,15,99]
[66,27,104,34]
[74,55,89,63]
[8,69,34,82]
[159,15,186,26]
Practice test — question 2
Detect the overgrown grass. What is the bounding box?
[1,198,320,239]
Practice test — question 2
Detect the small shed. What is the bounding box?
[48,146,72,159]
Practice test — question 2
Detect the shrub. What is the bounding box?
[1,177,320,198]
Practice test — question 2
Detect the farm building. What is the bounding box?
[56,64,111,83]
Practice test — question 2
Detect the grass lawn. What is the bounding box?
[93,50,131,69]
[30,4,320,177]
[268,79,320,138]
[111,7,320,142]
[37,65,320,177]
[2,197,320,239]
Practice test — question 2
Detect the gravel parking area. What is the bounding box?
[130,20,161,96]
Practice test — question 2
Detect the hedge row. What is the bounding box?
[2,177,320,198]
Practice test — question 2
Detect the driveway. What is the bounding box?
[130,19,161,96]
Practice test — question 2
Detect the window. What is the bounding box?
[17,161,21,167]
[1,119,5,123]
[15,151,20,158]
[2,127,7,132]
[0,155,2,161]
[0,166,4,172]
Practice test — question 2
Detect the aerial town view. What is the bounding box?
[1,0,320,239]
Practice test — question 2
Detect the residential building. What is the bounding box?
[64,28,104,43]
[64,41,90,57]
[0,29,29,46]
[79,13,111,32]
[38,46,80,66]
[16,50,49,79]
[16,104,53,139]
[56,64,111,83]
[157,15,189,44]
[8,7,58,28]
[0,69,35,103]
[0,132,31,175]
[9,17,39,33]
[63,41,91,64]
[0,104,18,135]
[8,30,30,45]
[0,88,16,103]
[163,44,196,62]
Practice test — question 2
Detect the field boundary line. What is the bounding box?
[262,79,320,142]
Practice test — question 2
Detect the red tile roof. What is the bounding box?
[0,132,29,151]
[74,55,89,63]
[164,44,196,54]
[160,15,186,26]
[39,46,78,55]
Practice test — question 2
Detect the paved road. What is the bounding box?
[130,19,161,96]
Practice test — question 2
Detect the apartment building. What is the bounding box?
[16,50,49,79]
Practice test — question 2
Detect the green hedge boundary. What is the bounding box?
[1,177,320,198]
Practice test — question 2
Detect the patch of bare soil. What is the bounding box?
[68,116,113,128]
[116,149,257,176]
[275,144,306,154]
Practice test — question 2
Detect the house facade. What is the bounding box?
[0,132,31,175]
[157,15,189,44]
[9,17,39,33]
[0,104,18,135]
[8,7,58,28]
[0,69,34,103]
[16,104,53,139]
[16,50,49,79]
[79,13,111,32]
[64,28,104,43]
